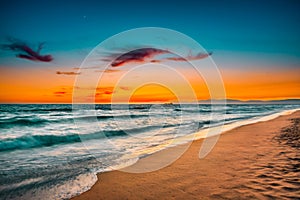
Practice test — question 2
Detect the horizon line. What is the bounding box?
[1,98,300,104]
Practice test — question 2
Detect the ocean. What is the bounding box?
[0,104,299,199]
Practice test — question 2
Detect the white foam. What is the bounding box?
[14,173,98,200]
[103,156,140,172]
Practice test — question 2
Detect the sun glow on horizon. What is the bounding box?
[0,64,299,103]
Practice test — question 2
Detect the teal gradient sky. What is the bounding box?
[0,0,299,69]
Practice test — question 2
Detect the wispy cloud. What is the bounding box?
[53,91,67,97]
[52,86,74,97]
[119,86,130,91]
[94,69,121,73]
[165,52,212,61]
[54,91,66,95]
[95,86,115,96]
[56,71,81,75]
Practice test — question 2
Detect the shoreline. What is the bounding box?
[72,110,300,199]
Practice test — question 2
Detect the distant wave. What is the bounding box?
[26,108,73,112]
[0,117,49,128]
[174,107,222,113]
[224,115,254,122]
[0,107,73,113]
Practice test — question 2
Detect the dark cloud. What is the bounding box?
[109,48,169,67]
[1,37,53,62]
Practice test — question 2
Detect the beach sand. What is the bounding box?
[72,111,300,200]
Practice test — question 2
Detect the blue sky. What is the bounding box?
[0,0,299,69]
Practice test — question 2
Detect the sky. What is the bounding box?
[0,0,299,103]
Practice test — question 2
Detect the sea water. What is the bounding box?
[0,104,299,199]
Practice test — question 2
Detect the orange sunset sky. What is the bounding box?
[0,64,299,103]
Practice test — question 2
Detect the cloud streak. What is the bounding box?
[56,71,81,75]
[96,86,115,96]
[1,37,53,62]
[94,69,121,73]
[165,52,213,61]
[102,48,212,67]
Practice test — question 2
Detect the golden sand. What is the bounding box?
[72,111,300,200]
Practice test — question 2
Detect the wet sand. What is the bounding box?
[72,111,300,200]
